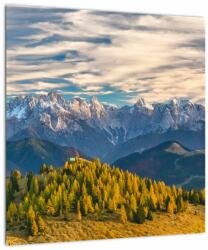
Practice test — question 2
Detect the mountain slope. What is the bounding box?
[105,130,205,163]
[8,121,114,159]
[6,138,88,174]
[113,141,205,188]
[6,92,205,159]
[6,157,205,245]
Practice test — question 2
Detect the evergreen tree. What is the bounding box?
[37,196,46,214]
[94,203,99,213]
[127,208,134,221]
[108,198,117,212]
[129,194,137,213]
[6,202,17,224]
[166,195,176,214]
[37,216,46,234]
[40,163,48,174]
[147,209,153,221]
[86,195,94,213]
[120,205,127,224]
[27,171,34,191]
[143,206,148,218]
[27,205,39,236]
[135,205,146,224]
[6,181,14,206]
[46,199,55,216]
[199,189,205,205]
[176,195,185,212]
[149,188,157,211]
[30,177,39,195]
[76,201,82,221]
[192,191,200,205]
[23,196,30,211]
[10,170,21,193]
[30,219,39,236]
[27,205,36,222]
[18,202,25,220]
[32,178,39,195]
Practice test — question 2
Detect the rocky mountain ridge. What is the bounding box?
[7,92,205,158]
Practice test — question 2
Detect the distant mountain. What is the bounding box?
[6,92,205,159]
[113,141,205,189]
[104,130,205,163]
[6,138,88,174]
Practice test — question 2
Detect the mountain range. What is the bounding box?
[113,141,205,189]
[7,137,205,189]
[7,92,205,162]
[6,138,87,174]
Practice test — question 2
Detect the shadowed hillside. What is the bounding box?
[6,138,88,174]
[113,141,205,188]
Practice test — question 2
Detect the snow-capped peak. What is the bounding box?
[91,96,102,106]
[6,93,205,145]
[90,96,105,118]
[7,105,27,119]
[48,91,60,99]
[167,98,193,107]
[135,97,146,106]
[134,97,153,111]
[68,97,90,118]
[46,91,64,104]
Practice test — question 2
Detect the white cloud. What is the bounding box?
[6,8,205,105]
[7,82,69,95]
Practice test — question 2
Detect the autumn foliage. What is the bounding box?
[6,158,205,236]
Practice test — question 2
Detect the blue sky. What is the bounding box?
[6,6,205,106]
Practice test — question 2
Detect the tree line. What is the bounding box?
[6,158,205,236]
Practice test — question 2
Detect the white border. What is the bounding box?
[0,1,207,250]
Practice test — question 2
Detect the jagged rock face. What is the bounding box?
[6,92,205,158]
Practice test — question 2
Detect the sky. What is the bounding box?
[6,6,205,106]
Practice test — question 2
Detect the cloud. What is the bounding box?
[6,7,205,106]
[7,81,69,96]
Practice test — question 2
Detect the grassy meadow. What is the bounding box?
[6,204,205,245]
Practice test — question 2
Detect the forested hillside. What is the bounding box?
[6,158,205,243]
